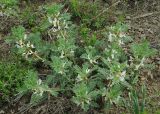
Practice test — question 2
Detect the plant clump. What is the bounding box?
[0,1,157,113]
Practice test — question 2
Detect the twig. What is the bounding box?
[46,93,51,113]
[38,73,48,76]
[132,11,160,20]
[91,0,121,21]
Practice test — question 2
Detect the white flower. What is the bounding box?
[64,24,69,29]
[119,32,126,38]
[60,50,65,58]
[48,17,52,23]
[35,87,44,96]
[76,74,83,82]
[0,11,4,16]
[22,52,26,55]
[37,79,42,85]
[121,70,126,76]
[53,18,58,27]
[86,68,90,74]
[120,76,125,82]
[19,39,23,46]
[39,90,44,96]
[16,43,21,48]
[111,49,117,59]
[70,50,74,54]
[119,70,126,82]
[63,20,66,25]
[112,49,117,54]
[26,41,31,47]
[86,98,91,104]
[52,28,58,32]
[57,20,61,30]
[87,54,91,60]
[89,59,94,64]
[107,57,111,62]
[135,57,145,70]
[111,54,114,59]
[52,17,61,30]
[105,48,109,52]
[30,44,35,48]
[108,32,116,42]
[108,32,113,42]
[93,59,98,64]
[118,40,124,45]
[58,71,63,74]
[62,62,66,68]
[24,34,27,40]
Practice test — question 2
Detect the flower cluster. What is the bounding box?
[17,34,42,60]
[47,12,69,40]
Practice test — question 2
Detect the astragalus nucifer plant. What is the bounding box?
[6,3,157,111]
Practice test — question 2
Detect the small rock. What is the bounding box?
[0,110,5,114]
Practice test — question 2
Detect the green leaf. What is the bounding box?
[45,4,63,16]
[131,40,156,59]
[130,90,139,114]
[30,93,44,104]
[11,26,25,41]
[51,56,72,74]
[49,89,58,96]
[18,71,38,93]
[0,0,18,6]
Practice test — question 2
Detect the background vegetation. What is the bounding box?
[0,0,159,114]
